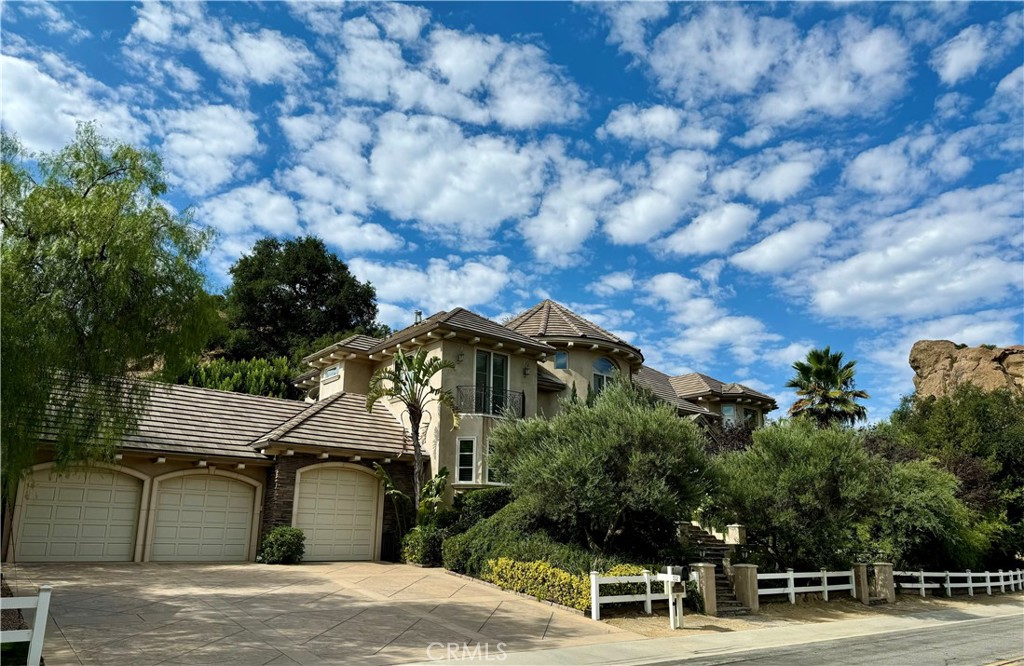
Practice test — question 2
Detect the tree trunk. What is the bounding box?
[410,412,422,519]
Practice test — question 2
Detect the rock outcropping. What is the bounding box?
[910,340,1024,398]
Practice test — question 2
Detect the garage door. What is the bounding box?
[294,467,379,561]
[16,468,142,562]
[151,475,254,561]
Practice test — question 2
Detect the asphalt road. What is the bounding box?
[652,615,1024,666]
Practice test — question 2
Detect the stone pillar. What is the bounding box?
[873,562,895,603]
[726,524,746,545]
[690,562,717,617]
[732,564,759,612]
[853,564,870,605]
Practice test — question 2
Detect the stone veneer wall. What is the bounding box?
[260,454,416,558]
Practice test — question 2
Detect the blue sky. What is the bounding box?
[3,1,1022,419]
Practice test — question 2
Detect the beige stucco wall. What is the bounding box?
[540,347,627,416]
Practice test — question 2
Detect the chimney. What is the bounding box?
[414,309,423,324]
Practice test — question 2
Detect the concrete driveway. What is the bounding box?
[3,562,638,665]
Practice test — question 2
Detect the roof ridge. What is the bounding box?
[551,301,584,336]
[253,392,346,445]
[153,379,306,407]
[540,301,551,335]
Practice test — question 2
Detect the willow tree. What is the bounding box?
[366,348,458,509]
[0,125,214,499]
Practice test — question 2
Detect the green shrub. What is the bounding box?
[442,500,621,577]
[484,558,591,611]
[258,526,305,564]
[402,524,447,566]
[454,486,513,529]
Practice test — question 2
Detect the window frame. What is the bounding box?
[721,403,738,425]
[457,437,476,483]
[554,351,569,369]
[592,356,617,395]
[322,365,340,381]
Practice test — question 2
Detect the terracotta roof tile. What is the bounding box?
[635,366,713,416]
[373,307,553,354]
[505,300,641,355]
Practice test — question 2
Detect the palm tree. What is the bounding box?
[785,346,870,427]
[366,348,458,509]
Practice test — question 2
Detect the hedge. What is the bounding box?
[484,558,591,611]
[442,500,623,576]
[402,523,447,566]
[258,526,305,564]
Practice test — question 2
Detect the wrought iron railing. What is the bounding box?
[456,386,525,417]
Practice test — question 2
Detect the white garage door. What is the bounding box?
[151,475,254,562]
[294,467,379,561]
[16,468,142,562]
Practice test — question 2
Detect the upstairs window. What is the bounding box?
[458,438,475,482]
[744,407,759,427]
[322,365,340,380]
[722,404,738,425]
[592,357,616,395]
[475,350,509,413]
[554,351,568,369]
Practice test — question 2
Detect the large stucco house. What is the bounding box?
[2,300,776,565]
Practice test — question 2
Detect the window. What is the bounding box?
[322,365,339,380]
[458,438,475,482]
[487,443,501,483]
[475,350,509,413]
[554,351,568,369]
[744,408,758,427]
[592,357,616,395]
[722,404,738,425]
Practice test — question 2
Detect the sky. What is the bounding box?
[3,1,1022,419]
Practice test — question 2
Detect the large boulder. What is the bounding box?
[910,340,1024,398]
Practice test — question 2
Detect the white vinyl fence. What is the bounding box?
[589,570,665,620]
[894,569,1024,597]
[757,568,855,604]
[0,584,53,666]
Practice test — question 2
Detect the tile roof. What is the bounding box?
[634,366,713,416]
[374,307,553,354]
[505,300,641,355]
[43,381,307,460]
[254,392,412,457]
[536,365,568,392]
[302,333,385,364]
[670,372,776,405]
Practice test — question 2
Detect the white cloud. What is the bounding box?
[155,105,261,196]
[746,160,817,202]
[979,65,1024,121]
[605,150,708,245]
[18,1,91,42]
[731,220,831,274]
[931,14,1023,86]
[598,104,721,148]
[731,126,775,149]
[349,256,514,315]
[813,177,1023,321]
[367,112,548,246]
[335,17,582,129]
[197,181,299,236]
[299,205,404,254]
[0,53,147,153]
[663,203,759,256]
[126,1,315,90]
[589,271,635,297]
[631,6,910,128]
[761,342,815,369]
[599,1,670,57]
[371,3,431,43]
[519,156,619,267]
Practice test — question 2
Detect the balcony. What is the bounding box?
[456,385,525,417]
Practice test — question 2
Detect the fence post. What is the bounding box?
[918,570,926,598]
[643,570,652,615]
[985,571,991,595]
[787,568,795,604]
[590,572,600,621]
[873,563,895,603]
[690,562,717,616]
[853,564,869,605]
[945,572,951,597]
[966,569,973,597]
[821,569,829,602]
[732,564,759,613]
[26,585,52,666]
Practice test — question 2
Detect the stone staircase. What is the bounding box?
[683,524,751,616]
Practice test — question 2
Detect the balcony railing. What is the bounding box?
[456,385,525,417]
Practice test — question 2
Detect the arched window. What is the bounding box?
[592,357,616,394]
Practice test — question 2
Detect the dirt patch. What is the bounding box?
[1,575,29,632]
[602,592,1024,638]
